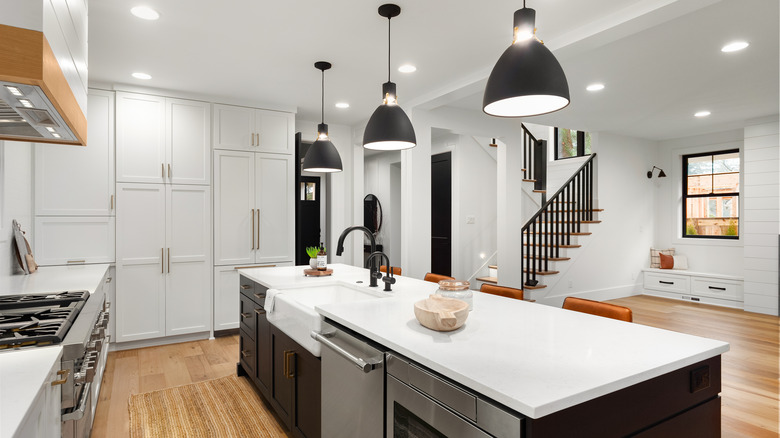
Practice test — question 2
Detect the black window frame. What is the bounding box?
[682,149,740,240]
[553,128,591,160]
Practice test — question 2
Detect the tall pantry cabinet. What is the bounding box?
[115,92,212,342]
[212,104,294,332]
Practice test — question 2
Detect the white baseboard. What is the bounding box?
[110,331,210,352]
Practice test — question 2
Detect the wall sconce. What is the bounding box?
[647,166,667,178]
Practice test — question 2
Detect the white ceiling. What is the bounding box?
[89,0,778,141]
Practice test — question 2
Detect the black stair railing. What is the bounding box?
[521,153,597,288]
[522,124,538,181]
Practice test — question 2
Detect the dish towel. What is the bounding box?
[264,289,282,313]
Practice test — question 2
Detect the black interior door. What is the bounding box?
[431,152,452,276]
[295,133,322,265]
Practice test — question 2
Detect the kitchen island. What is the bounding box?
[240,264,729,437]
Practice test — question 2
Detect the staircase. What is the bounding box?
[477,126,600,301]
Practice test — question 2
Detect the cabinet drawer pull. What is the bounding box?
[254,308,266,315]
[240,284,251,290]
[253,293,265,300]
[241,350,251,358]
[241,312,252,319]
[67,260,86,264]
[161,248,164,274]
[659,281,674,285]
[234,265,277,270]
[256,209,260,249]
[284,351,295,378]
[110,194,114,210]
[168,163,172,179]
[251,209,255,250]
[167,248,171,273]
[52,369,70,386]
[708,286,726,291]
[162,163,165,179]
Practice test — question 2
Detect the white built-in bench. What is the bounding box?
[642,268,743,309]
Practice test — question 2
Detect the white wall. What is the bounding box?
[364,151,402,265]
[0,141,34,276]
[654,130,745,276]
[741,120,779,315]
[537,132,657,306]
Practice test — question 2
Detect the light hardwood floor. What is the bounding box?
[607,295,780,438]
[91,297,778,437]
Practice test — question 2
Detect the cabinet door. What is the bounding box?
[255,109,292,155]
[167,98,211,185]
[213,104,255,151]
[255,306,272,395]
[292,343,321,438]
[116,92,166,183]
[35,90,115,215]
[255,153,294,263]
[214,150,255,265]
[115,183,166,342]
[33,216,115,265]
[214,266,240,331]
[271,325,294,428]
[165,185,211,335]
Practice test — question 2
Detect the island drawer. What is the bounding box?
[643,272,689,294]
[239,293,257,337]
[239,330,256,376]
[691,278,742,301]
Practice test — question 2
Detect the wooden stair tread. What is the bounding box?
[532,190,546,193]
[524,270,559,276]
[488,265,498,269]
[476,276,498,284]
[522,179,536,183]
[523,284,547,290]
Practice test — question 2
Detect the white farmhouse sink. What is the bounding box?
[266,284,389,356]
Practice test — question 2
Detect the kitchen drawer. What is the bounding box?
[239,275,255,298]
[644,272,689,294]
[239,330,256,377]
[692,278,742,301]
[239,293,257,338]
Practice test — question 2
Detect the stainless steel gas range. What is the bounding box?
[0,278,110,438]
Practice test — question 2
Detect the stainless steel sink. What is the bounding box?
[266,283,389,356]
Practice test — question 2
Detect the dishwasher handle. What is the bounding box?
[311,331,381,373]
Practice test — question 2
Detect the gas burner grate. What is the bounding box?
[0,290,89,310]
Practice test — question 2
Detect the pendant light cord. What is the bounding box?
[387,16,391,82]
[320,69,325,124]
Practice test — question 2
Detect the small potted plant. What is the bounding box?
[306,246,320,269]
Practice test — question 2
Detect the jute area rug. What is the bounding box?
[129,375,288,437]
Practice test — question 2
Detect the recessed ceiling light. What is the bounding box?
[721,41,749,53]
[694,111,711,118]
[132,72,152,80]
[335,102,350,109]
[131,6,160,20]
[586,83,605,92]
[398,64,417,73]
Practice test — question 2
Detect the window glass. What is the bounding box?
[683,150,739,239]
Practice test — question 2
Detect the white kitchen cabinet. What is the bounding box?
[116,92,211,185]
[214,150,294,266]
[35,90,115,216]
[213,104,293,154]
[213,262,292,332]
[33,216,115,266]
[116,183,212,342]
[642,268,744,308]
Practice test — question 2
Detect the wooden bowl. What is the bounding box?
[414,294,469,332]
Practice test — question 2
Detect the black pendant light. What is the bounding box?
[483,1,570,117]
[303,61,343,173]
[363,4,416,151]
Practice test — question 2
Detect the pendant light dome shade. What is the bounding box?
[362,4,416,151]
[303,123,342,172]
[303,62,343,173]
[483,5,570,117]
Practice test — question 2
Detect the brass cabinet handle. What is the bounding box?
[52,369,70,386]
[256,133,260,146]
[162,163,165,179]
[254,308,266,315]
[284,351,295,378]
[234,265,276,270]
[167,248,171,273]
[240,284,251,290]
[168,163,172,179]
[67,260,86,264]
[161,248,164,274]
[240,312,252,319]
[256,209,260,249]
[251,209,255,250]
[253,293,265,300]
[241,350,250,358]
[110,194,114,210]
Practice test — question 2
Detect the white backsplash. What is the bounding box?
[0,141,34,277]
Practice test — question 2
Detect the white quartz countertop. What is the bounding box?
[0,264,110,296]
[0,346,63,438]
[240,264,730,419]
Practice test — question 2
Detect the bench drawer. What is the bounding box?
[644,272,690,294]
[692,278,742,301]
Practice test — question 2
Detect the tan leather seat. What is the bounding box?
[379,266,402,276]
[423,272,454,284]
[480,284,523,301]
[562,297,633,322]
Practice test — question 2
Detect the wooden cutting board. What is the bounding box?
[12,219,36,274]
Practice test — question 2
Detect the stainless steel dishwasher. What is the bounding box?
[311,320,385,438]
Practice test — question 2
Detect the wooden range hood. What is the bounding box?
[0,24,86,146]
